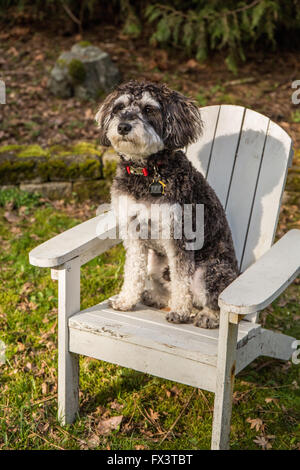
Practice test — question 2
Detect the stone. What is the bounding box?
[20,182,72,199]
[0,152,48,184]
[72,179,111,202]
[0,143,104,184]
[49,43,121,99]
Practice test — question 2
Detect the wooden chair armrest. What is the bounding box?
[218,229,300,315]
[29,210,120,268]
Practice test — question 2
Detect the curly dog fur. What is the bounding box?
[95,80,238,328]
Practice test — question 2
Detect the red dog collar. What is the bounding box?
[126,165,149,176]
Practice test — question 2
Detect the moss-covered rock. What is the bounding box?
[77,40,92,48]
[49,43,121,99]
[68,59,86,83]
[49,155,102,181]
[18,145,49,158]
[0,142,105,184]
[0,153,48,184]
[103,160,117,180]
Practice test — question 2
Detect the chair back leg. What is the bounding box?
[211,310,238,450]
[57,257,81,425]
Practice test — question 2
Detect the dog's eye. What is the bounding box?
[144,105,154,114]
[112,103,125,114]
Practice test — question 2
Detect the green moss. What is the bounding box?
[47,142,103,158]
[71,142,103,157]
[68,59,86,83]
[0,145,23,154]
[17,145,48,158]
[57,58,67,68]
[0,144,48,159]
[103,160,117,180]
[0,159,40,184]
[78,159,101,179]
[78,40,92,47]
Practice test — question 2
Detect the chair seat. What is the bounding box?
[68,300,261,392]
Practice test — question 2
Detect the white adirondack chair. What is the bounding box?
[29,105,300,450]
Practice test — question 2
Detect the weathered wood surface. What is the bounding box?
[68,299,262,392]
[29,210,120,268]
[57,257,80,425]
[187,104,293,272]
[211,309,238,450]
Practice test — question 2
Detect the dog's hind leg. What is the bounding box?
[192,262,238,329]
[142,249,170,308]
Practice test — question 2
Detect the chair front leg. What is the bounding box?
[211,308,238,450]
[57,256,81,425]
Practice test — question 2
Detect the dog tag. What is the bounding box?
[149,179,166,196]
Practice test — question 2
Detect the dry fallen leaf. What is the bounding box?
[185,59,199,69]
[87,434,100,449]
[20,282,33,295]
[4,211,20,223]
[11,26,30,36]
[265,397,280,407]
[110,400,124,411]
[97,415,123,435]
[246,417,265,432]
[170,385,181,397]
[253,435,274,450]
[148,408,160,422]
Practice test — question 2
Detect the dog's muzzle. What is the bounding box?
[118,122,132,135]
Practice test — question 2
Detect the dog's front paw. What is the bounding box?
[193,307,220,329]
[166,311,191,324]
[109,295,136,312]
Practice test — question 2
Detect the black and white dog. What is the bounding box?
[95,80,238,328]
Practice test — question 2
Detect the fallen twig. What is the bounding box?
[31,394,57,406]
[159,389,196,445]
[29,431,65,450]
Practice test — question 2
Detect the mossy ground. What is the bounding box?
[0,189,299,450]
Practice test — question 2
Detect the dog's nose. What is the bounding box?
[118,122,132,135]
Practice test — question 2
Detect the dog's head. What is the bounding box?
[95,80,202,160]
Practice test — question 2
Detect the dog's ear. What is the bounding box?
[163,92,203,150]
[95,90,119,146]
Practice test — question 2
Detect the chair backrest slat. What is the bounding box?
[206,105,245,208]
[186,105,220,177]
[225,108,270,270]
[240,119,292,271]
[186,105,293,273]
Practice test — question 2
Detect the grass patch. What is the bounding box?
[0,191,299,450]
[0,187,43,209]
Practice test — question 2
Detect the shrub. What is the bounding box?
[1,0,300,71]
